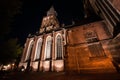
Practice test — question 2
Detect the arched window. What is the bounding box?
[34,38,42,60]
[45,36,52,60]
[56,34,63,59]
[25,40,34,61]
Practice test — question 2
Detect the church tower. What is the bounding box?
[40,6,60,33]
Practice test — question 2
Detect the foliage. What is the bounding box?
[0,0,22,65]
[0,39,23,64]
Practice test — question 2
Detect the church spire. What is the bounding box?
[47,6,57,16]
[39,6,60,33]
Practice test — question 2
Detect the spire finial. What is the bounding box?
[47,6,57,16]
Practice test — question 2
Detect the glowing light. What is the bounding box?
[119,65,120,67]
[43,61,50,71]
[21,68,25,71]
[56,63,63,68]
[12,63,15,66]
[54,60,64,72]
[7,64,10,67]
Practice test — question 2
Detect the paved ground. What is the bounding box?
[1,71,120,80]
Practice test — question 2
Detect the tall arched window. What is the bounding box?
[45,36,52,60]
[56,34,63,59]
[25,40,34,61]
[34,38,42,60]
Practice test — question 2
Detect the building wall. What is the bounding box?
[108,33,120,72]
[19,29,66,72]
[110,0,120,12]
[19,37,34,70]
[65,20,116,73]
[19,20,117,73]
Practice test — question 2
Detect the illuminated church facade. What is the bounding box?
[19,0,120,73]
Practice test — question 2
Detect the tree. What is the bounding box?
[0,39,23,65]
[0,0,22,65]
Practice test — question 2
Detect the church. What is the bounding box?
[19,0,120,73]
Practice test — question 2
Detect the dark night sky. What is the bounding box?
[11,0,84,46]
